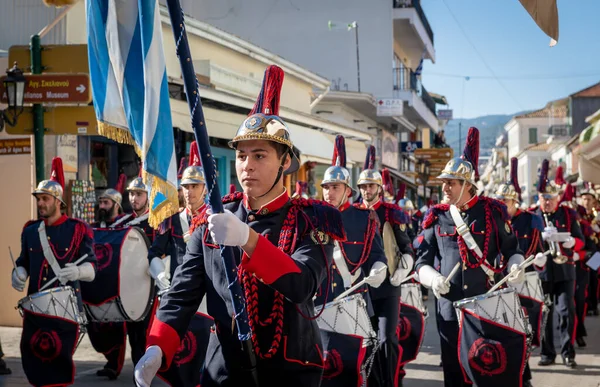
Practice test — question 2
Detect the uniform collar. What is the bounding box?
[185,203,205,216]
[513,209,523,219]
[363,199,381,210]
[45,214,68,227]
[132,209,149,218]
[459,195,478,211]
[339,201,351,212]
[244,189,289,215]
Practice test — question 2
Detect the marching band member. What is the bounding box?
[95,174,126,228]
[358,148,414,387]
[315,135,387,385]
[147,141,207,289]
[12,157,97,387]
[562,184,597,348]
[494,157,546,387]
[89,174,133,380]
[414,128,525,387]
[135,65,344,387]
[316,135,387,307]
[580,183,600,317]
[535,160,585,369]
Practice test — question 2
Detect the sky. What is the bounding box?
[420,0,600,119]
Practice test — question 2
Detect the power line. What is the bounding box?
[427,71,600,80]
[440,0,525,110]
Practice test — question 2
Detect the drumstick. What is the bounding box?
[39,254,89,292]
[445,262,461,285]
[400,273,417,285]
[486,251,551,294]
[333,265,387,301]
[8,247,17,270]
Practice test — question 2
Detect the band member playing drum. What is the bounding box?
[315,135,387,385]
[135,65,344,387]
[147,140,207,288]
[12,157,97,387]
[535,160,585,369]
[580,183,600,316]
[110,176,153,239]
[494,157,546,387]
[96,175,126,228]
[414,128,525,387]
[358,147,414,387]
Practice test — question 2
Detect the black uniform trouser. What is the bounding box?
[369,296,402,387]
[541,280,576,360]
[88,322,127,374]
[588,268,599,312]
[127,317,151,366]
[575,266,589,339]
[0,337,4,358]
[437,318,470,387]
[522,362,531,382]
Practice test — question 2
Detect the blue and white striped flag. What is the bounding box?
[86,0,178,228]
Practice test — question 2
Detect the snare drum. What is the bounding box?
[511,272,544,302]
[400,283,427,315]
[510,272,546,347]
[18,286,87,326]
[315,294,376,346]
[81,227,153,322]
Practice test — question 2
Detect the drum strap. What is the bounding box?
[449,205,495,280]
[179,210,191,243]
[333,242,361,289]
[37,222,65,284]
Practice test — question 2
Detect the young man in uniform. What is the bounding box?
[415,128,526,387]
[12,157,97,387]
[535,160,585,369]
[358,147,414,387]
[494,157,546,387]
[580,183,600,316]
[135,65,344,387]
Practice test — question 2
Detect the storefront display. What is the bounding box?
[67,180,97,224]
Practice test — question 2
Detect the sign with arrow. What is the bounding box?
[0,73,91,104]
[414,148,454,161]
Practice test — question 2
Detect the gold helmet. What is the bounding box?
[494,157,521,202]
[228,65,299,174]
[321,135,356,195]
[437,127,478,185]
[99,174,126,208]
[580,182,597,199]
[32,157,65,205]
[536,159,560,198]
[398,199,415,211]
[126,177,148,193]
[357,145,382,187]
[180,141,206,185]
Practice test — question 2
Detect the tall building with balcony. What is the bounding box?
[170,0,441,198]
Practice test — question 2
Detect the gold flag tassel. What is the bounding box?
[43,0,80,7]
[97,119,179,228]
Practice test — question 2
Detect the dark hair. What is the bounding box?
[270,142,289,159]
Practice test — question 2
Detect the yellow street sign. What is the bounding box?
[5,106,98,136]
[9,45,89,74]
[414,148,454,161]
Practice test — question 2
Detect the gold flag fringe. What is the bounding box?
[98,119,179,229]
[43,0,80,7]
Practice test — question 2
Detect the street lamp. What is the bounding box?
[1,62,26,127]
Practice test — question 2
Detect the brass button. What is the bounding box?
[43,277,47,281]
[260,208,269,215]
[333,283,337,287]
[65,248,69,251]
[305,361,309,364]
[248,215,255,222]
[464,285,468,290]
[332,265,337,269]
[47,236,51,240]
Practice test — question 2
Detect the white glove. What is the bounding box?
[508,264,525,285]
[562,236,575,249]
[365,262,387,288]
[533,252,547,267]
[592,224,600,233]
[418,265,449,299]
[149,257,171,290]
[541,226,558,241]
[573,252,580,262]
[12,267,28,292]
[56,262,96,284]
[208,209,250,246]
[134,345,162,387]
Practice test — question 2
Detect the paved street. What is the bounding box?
[0,297,599,386]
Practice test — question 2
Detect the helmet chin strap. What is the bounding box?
[337,189,349,209]
[452,181,468,207]
[255,151,288,199]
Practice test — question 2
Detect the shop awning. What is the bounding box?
[578,119,600,184]
[289,124,335,165]
[170,99,245,140]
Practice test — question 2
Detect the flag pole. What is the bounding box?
[164,1,258,384]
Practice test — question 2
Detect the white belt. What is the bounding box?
[449,204,495,280]
[332,242,361,289]
[38,222,63,283]
[179,211,190,243]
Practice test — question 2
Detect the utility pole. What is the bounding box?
[354,22,361,92]
[31,34,45,184]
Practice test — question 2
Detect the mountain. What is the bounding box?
[443,112,530,157]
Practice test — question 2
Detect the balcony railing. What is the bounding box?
[393,0,434,44]
[393,67,437,116]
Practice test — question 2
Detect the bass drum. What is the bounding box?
[82,227,153,322]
